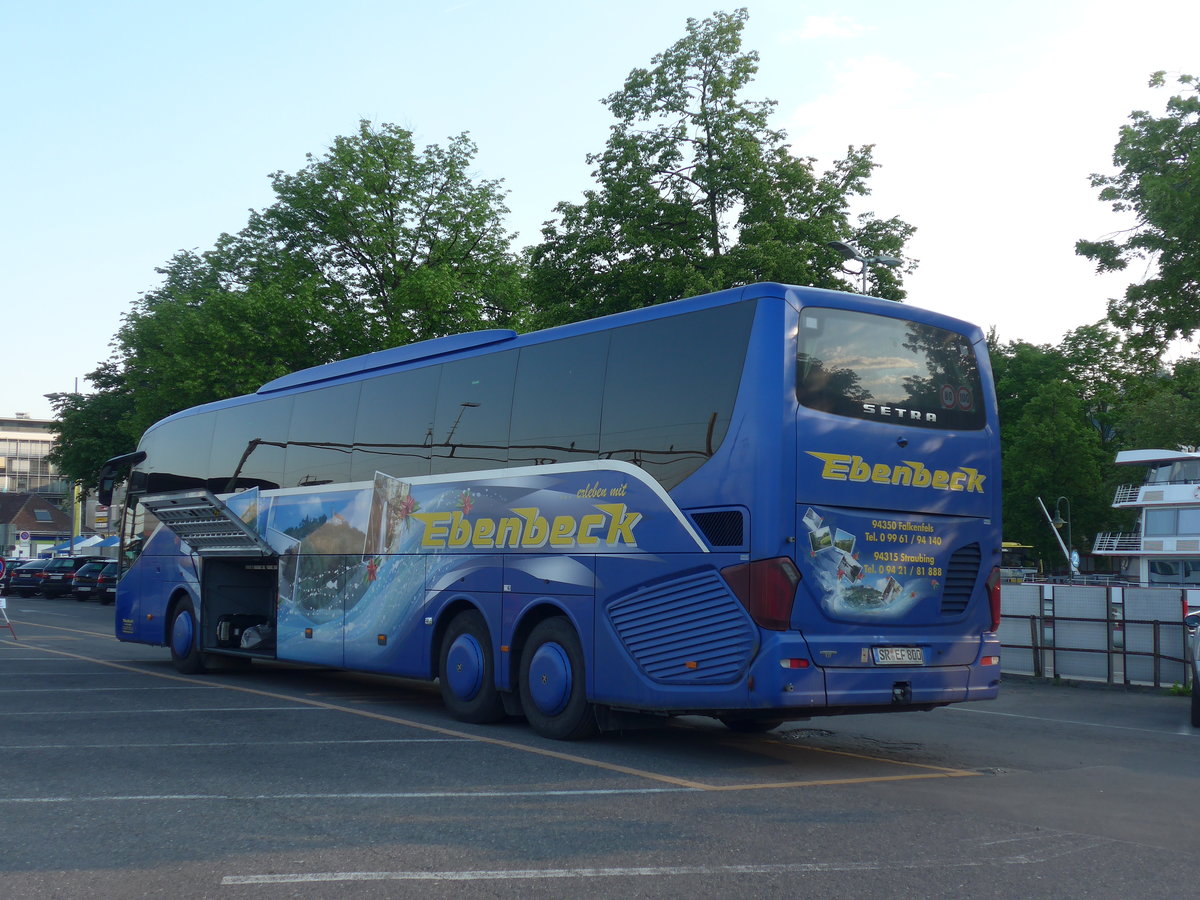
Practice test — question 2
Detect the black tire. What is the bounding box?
[169,597,207,674]
[720,717,784,734]
[1192,669,1200,728]
[438,609,506,724]
[518,617,598,741]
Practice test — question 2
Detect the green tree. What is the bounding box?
[1056,320,1158,444]
[1077,72,1200,351]
[1111,356,1200,451]
[1002,381,1114,567]
[45,365,140,499]
[51,122,523,490]
[526,8,913,328]
[256,122,523,348]
[990,339,1070,434]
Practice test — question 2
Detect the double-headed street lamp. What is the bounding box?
[826,241,903,296]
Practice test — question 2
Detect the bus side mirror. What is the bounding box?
[97,471,116,508]
[96,450,146,508]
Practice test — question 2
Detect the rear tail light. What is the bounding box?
[986,566,1002,632]
[721,557,802,631]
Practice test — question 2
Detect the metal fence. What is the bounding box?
[1000,582,1200,688]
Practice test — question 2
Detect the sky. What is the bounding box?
[2,0,1197,419]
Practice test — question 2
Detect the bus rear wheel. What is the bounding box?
[439,609,506,724]
[518,618,598,741]
[169,597,207,675]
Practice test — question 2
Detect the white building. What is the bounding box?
[0,414,68,502]
[1092,448,1200,585]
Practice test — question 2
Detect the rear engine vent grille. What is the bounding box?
[941,542,981,616]
[607,570,757,684]
[689,510,745,548]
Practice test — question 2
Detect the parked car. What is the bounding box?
[39,556,108,598]
[1,557,29,594]
[7,559,53,597]
[71,561,119,604]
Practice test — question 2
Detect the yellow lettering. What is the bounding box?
[472,516,496,548]
[412,511,452,548]
[549,515,577,547]
[511,507,549,548]
[496,516,523,548]
[849,456,871,482]
[596,503,641,546]
[806,451,851,480]
[448,511,472,548]
[811,452,987,495]
[906,461,932,488]
[577,514,605,545]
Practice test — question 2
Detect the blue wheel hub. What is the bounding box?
[172,609,194,658]
[445,633,485,701]
[528,641,571,716]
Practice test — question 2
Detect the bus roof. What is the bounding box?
[144,281,987,432]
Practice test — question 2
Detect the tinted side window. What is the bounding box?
[431,352,518,475]
[600,303,755,490]
[510,334,608,467]
[209,398,294,492]
[140,412,215,494]
[284,382,361,487]
[351,367,440,481]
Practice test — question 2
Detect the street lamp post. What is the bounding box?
[826,241,903,295]
[1052,496,1080,577]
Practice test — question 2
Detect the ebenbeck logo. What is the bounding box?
[806,452,985,493]
[411,504,642,550]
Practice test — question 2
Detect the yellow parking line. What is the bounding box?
[2,634,978,790]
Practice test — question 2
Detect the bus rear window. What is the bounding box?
[796,307,984,430]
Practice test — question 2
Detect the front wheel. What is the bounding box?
[518,617,598,741]
[1191,667,1200,728]
[169,597,207,674]
[439,609,506,724]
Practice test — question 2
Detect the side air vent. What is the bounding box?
[607,570,757,684]
[689,509,745,548]
[941,542,981,616]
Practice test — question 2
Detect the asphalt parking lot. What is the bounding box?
[2,592,1198,898]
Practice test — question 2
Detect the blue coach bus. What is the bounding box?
[98,282,1002,739]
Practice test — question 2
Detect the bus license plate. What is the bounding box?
[874,646,924,666]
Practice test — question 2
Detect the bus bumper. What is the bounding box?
[747,632,1002,710]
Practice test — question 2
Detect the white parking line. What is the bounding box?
[0,706,327,716]
[220,847,1112,884]
[0,738,468,750]
[0,686,222,693]
[949,704,1198,736]
[1,788,694,804]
